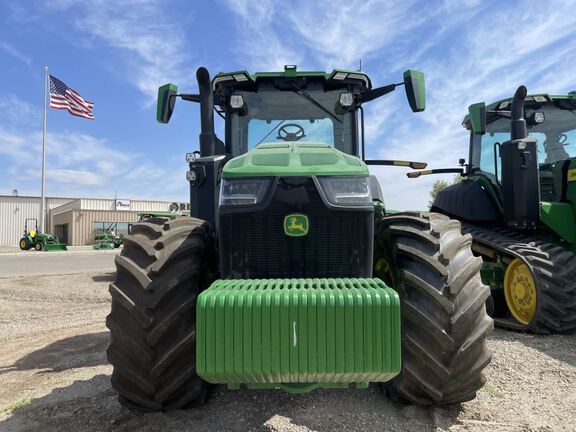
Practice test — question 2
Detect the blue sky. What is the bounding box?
[1,0,576,210]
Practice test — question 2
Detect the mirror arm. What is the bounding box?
[358,83,401,104]
[180,93,200,102]
[365,160,428,169]
[406,168,464,178]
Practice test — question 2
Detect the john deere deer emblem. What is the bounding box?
[284,214,309,237]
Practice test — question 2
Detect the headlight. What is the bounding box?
[219,178,272,206]
[317,176,372,206]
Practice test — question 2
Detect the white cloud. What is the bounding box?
[0,94,187,199]
[220,0,430,71]
[0,42,32,66]
[0,95,40,127]
[26,168,106,185]
[17,0,195,104]
[221,0,576,210]
[219,0,304,71]
[285,0,424,69]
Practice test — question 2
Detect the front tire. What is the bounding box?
[19,237,29,250]
[106,216,216,411]
[375,212,493,404]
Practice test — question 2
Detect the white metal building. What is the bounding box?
[0,195,189,246]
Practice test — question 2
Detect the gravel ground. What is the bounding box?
[0,272,575,432]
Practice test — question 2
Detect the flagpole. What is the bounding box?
[40,66,48,233]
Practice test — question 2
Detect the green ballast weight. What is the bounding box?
[196,278,401,392]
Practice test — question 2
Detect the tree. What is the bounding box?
[428,175,462,208]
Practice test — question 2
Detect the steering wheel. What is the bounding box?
[277,123,306,142]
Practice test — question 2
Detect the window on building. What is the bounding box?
[92,222,131,237]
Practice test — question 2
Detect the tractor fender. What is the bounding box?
[432,179,500,222]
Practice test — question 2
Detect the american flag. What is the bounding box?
[49,75,95,119]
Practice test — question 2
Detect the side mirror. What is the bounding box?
[403,70,425,112]
[468,102,486,135]
[157,83,178,124]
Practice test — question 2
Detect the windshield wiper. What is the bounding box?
[288,82,342,123]
[255,120,286,146]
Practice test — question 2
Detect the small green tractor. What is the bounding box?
[410,86,576,334]
[107,65,492,411]
[93,222,124,250]
[19,218,67,251]
[137,211,184,222]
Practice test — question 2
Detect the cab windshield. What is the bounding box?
[472,102,576,176]
[228,81,356,156]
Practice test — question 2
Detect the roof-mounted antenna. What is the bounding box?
[359,59,362,71]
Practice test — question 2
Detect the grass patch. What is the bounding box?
[484,382,505,399]
[0,397,35,414]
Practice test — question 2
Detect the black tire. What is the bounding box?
[35,242,43,251]
[19,237,29,250]
[374,212,493,405]
[106,216,216,411]
[516,243,576,333]
[461,224,576,334]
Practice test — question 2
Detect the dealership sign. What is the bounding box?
[116,199,131,211]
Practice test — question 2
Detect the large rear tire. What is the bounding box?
[375,212,493,404]
[106,216,216,411]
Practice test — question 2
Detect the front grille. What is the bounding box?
[218,177,373,279]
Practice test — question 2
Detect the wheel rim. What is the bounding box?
[503,258,537,325]
[20,239,27,249]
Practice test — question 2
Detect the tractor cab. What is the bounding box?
[467,94,576,205]
[214,67,372,157]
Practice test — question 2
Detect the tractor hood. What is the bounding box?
[222,142,369,178]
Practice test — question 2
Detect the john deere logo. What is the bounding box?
[284,214,309,237]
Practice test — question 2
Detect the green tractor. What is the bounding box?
[19,218,67,251]
[137,211,184,222]
[93,222,124,250]
[410,86,576,333]
[107,65,492,411]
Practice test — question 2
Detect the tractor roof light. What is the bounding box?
[532,96,547,103]
[212,72,254,90]
[339,92,354,108]
[230,94,245,109]
[333,72,348,80]
[233,74,249,82]
[331,71,370,88]
[533,111,545,123]
[528,111,545,125]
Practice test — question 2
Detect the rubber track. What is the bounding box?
[106,216,216,411]
[375,212,493,405]
[461,223,576,334]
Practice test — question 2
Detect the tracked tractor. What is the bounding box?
[409,86,576,334]
[107,65,492,411]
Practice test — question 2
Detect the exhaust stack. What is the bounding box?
[500,85,540,228]
[196,67,216,157]
[511,86,528,140]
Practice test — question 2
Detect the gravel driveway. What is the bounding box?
[0,271,574,431]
